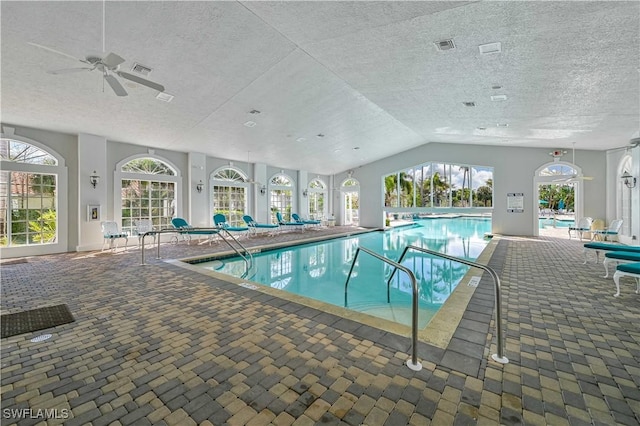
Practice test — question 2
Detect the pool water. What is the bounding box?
[538,218,575,228]
[196,217,491,328]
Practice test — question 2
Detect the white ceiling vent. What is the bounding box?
[131,63,152,76]
[244,121,257,128]
[156,92,174,102]
[479,42,502,55]
[434,39,456,51]
[462,101,476,107]
[491,95,507,101]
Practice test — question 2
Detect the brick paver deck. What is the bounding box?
[1,226,638,425]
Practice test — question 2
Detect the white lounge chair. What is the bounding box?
[612,262,640,297]
[568,217,592,240]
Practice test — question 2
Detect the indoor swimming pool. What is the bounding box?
[194,217,492,328]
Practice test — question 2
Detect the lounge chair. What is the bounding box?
[591,219,623,242]
[213,214,249,237]
[171,217,219,244]
[101,221,128,252]
[582,242,640,264]
[242,215,279,236]
[568,217,592,240]
[292,213,321,228]
[603,251,640,278]
[276,212,305,232]
[612,263,640,297]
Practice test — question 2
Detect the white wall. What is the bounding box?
[339,142,606,236]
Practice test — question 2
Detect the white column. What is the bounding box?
[77,133,107,251]
[189,152,207,226]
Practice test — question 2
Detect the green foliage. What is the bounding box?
[28,209,57,243]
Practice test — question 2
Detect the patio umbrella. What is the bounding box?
[539,200,549,204]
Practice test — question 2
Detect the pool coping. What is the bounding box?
[167,227,500,354]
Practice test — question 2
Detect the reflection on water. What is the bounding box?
[201,217,491,328]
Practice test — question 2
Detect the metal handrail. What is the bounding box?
[140,227,254,278]
[344,246,423,371]
[388,245,508,364]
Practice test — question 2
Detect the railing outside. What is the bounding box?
[344,246,423,371]
[388,245,508,364]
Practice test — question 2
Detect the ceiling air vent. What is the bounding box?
[479,42,502,55]
[434,39,456,51]
[131,63,152,76]
[463,101,476,107]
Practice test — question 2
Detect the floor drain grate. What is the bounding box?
[30,334,52,343]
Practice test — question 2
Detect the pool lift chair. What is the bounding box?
[101,221,128,252]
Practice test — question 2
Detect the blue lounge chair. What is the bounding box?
[276,212,305,232]
[591,219,623,242]
[582,242,640,264]
[171,217,219,244]
[213,214,249,236]
[603,251,640,278]
[568,217,592,240]
[612,262,640,297]
[292,213,321,227]
[242,215,279,236]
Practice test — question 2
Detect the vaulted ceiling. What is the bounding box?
[1,1,638,174]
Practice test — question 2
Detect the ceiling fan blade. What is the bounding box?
[27,42,88,64]
[116,71,165,92]
[104,74,128,97]
[47,67,93,75]
[102,52,125,69]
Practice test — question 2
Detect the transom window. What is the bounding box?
[0,138,59,247]
[384,162,493,208]
[120,157,177,234]
[212,167,248,227]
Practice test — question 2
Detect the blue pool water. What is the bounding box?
[196,217,492,328]
[538,218,575,229]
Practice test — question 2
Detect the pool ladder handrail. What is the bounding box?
[140,227,254,278]
[343,246,423,371]
[388,245,508,364]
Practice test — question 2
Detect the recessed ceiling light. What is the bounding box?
[463,101,476,107]
[156,92,174,102]
[476,126,487,130]
[478,42,502,55]
[243,121,257,127]
[434,39,456,51]
[491,84,502,90]
[296,137,306,142]
[491,95,507,101]
[496,123,509,127]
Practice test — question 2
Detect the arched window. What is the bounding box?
[119,157,179,235]
[212,167,248,227]
[0,138,62,248]
[270,173,294,222]
[342,178,359,226]
[307,178,327,220]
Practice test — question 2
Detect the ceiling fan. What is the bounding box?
[28,42,165,97]
[553,143,593,183]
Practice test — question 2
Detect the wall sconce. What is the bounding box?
[302,189,308,197]
[89,171,100,189]
[196,180,204,193]
[621,171,637,188]
[260,185,266,195]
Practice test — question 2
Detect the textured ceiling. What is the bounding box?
[1,1,638,174]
